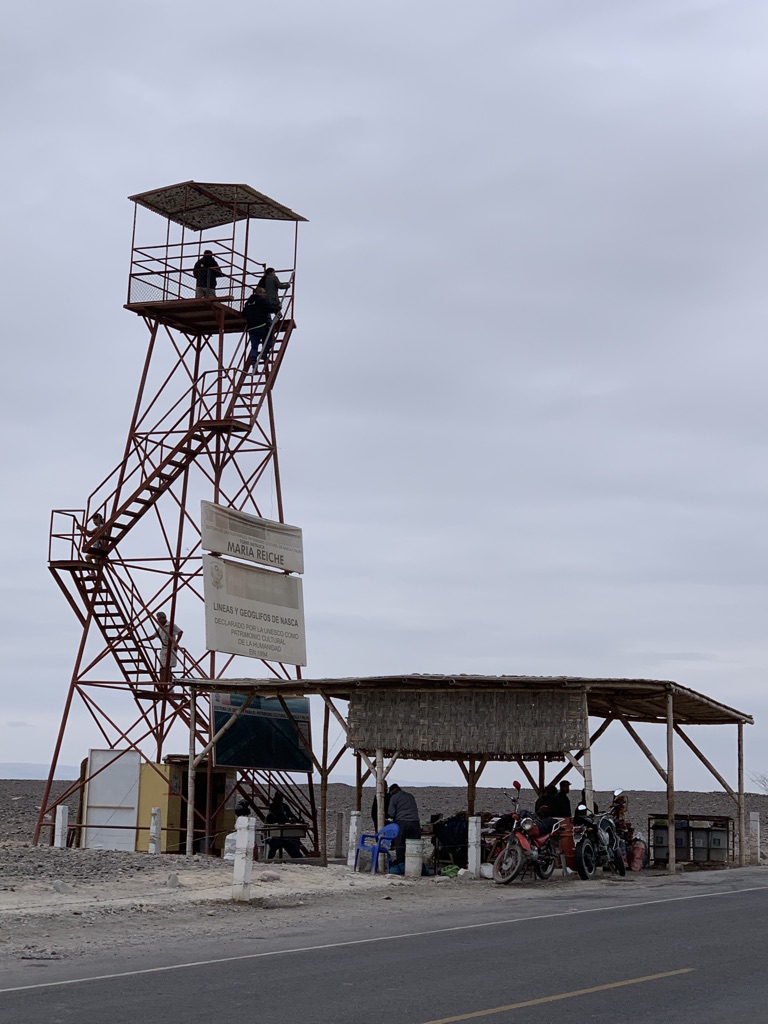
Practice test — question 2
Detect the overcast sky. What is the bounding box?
[1,0,767,792]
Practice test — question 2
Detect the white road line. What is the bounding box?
[1,883,766,996]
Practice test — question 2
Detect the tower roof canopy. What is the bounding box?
[128,180,307,230]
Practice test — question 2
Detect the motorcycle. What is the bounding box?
[492,781,563,884]
[483,790,523,868]
[573,788,627,880]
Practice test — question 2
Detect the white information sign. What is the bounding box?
[201,501,304,574]
[203,554,307,666]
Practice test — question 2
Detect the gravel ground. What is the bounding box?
[1,779,766,967]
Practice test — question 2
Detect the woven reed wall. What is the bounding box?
[347,689,587,759]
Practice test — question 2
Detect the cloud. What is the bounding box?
[1,0,766,786]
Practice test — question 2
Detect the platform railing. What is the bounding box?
[49,509,88,562]
[127,239,289,309]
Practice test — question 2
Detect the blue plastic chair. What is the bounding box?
[353,823,400,873]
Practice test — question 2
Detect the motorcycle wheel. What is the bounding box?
[575,838,597,881]
[534,845,556,879]
[492,841,523,884]
[613,848,626,877]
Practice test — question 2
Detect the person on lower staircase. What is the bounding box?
[154,611,182,684]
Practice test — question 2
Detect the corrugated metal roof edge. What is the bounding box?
[128,180,308,224]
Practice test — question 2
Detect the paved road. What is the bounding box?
[1,873,766,1023]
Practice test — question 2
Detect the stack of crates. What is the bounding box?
[651,820,691,863]
[653,816,731,866]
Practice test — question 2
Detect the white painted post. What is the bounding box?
[53,806,69,849]
[749,811,760,866]
[347,810,361,868]
[232,817,255,901]
[255,824,267,863]
[186,691,196,856]
[468,815,482,879]
[405,839,422,879]
[148,807,162,855]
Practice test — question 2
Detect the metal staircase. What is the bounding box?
[82,316,296,557]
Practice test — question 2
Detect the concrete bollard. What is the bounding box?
[232,817,256,901]
[148,806,162,855]
[405,839,422,878]
[347,811,361,869]
[468,815,482,879]
[53,806,69,849]
[749,812,761,866]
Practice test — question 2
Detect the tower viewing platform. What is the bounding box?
[125,180,306,335]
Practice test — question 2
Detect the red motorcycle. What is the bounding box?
[492,781,563,884]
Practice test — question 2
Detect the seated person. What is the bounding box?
[265,791,303,859]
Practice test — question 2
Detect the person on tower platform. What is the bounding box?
[242,286,274,371]
[193,250,224,298]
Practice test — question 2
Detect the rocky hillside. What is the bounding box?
[4,779,766,855]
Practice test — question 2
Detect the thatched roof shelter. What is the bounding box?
[191,673,752,729]
[187,673,752,871]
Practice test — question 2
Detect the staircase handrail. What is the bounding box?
[49,509,87,562]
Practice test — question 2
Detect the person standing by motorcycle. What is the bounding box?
[552,780,573,818]
[535,785,558,816]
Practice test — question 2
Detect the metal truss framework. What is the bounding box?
[36,183,318,853]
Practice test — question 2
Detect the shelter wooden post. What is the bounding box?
[186,688,196,856]
[320,701,329,866]
[355,752,362,813]
[582,733,594,811]
[464,759,487,816]
[538,758,545,793]
[375,749,385,832]
[738,722,745,867]
[580,688,594,809]
[666,692,675,875]
[205,759,213,855]
[467,760,477,816]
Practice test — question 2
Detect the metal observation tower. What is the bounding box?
[37,181,315,851]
